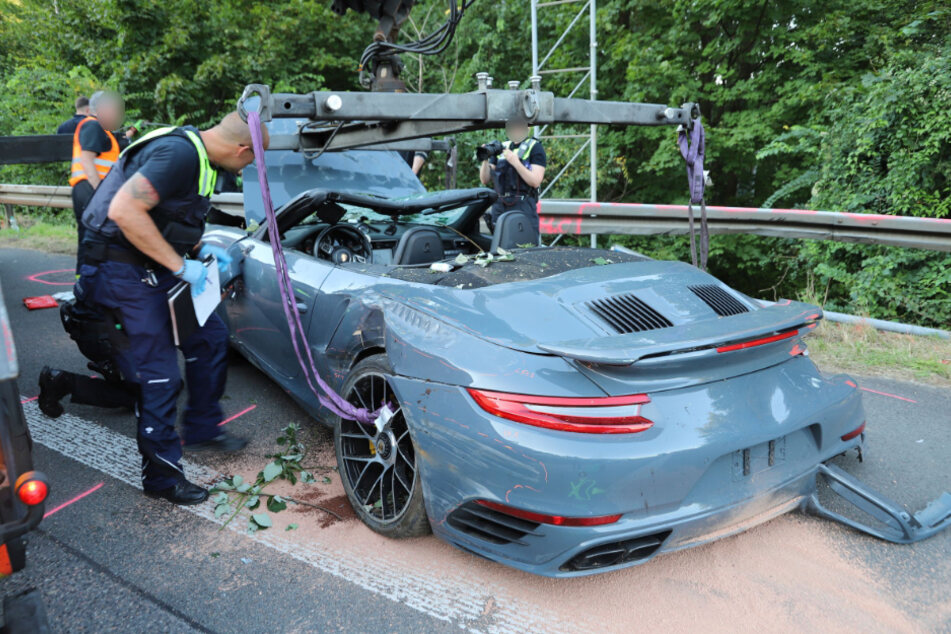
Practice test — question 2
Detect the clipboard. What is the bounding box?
[167,257,221,346]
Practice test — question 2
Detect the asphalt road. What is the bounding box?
[1,247,949,633]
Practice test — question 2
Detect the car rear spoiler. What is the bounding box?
[537,301,820,365]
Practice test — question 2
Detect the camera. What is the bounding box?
[476,140,504,162]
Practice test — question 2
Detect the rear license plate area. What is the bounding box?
[732,436,786,480]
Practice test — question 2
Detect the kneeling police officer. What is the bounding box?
[77,112,268,506]
[478,114,547,239]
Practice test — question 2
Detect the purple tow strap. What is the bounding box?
[678,118,708,271]
[247,112,379,426]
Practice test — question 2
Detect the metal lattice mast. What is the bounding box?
[530,0,598,246]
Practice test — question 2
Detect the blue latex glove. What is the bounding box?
[177,260,208,296]
[198,243,233,268]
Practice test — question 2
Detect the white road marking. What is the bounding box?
[24,401,577,633]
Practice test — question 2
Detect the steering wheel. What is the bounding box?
[312,224,373,265]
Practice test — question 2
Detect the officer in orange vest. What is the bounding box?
[69,90,125,273]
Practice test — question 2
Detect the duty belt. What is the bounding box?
[501,193,536,200]
[84,241,155,269]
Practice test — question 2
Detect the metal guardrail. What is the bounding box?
[3,184,951,252]
[538,201,951,252]
[0,184,244,216]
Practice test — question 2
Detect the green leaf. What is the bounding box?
[214,481,233,491]
[236,483,252,493]
[245,495,260,509]
[263,461,282,482]
[210,552,220,558]
[232,475,243,487]
[301,471,316,483]
[590,257,613,266]
[214,504,229,518]
[267,496,287,512]
[454,253,469,265]
[496,247,509,255]
[212,492,229,505]
[251,513,272,528]
[322,476,332,485]
[286,523,298,531]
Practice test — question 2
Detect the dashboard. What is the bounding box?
[280,220,472,266]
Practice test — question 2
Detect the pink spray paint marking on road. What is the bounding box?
[26,269,75,286]
[20,396,38,404]
[218,404,257,427]
[860,387,917,404]
[43,482,105,519]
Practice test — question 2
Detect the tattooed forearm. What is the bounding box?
[124,173,160,207]
[106,171,184,273]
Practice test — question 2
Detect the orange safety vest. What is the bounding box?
[69,116,120,186]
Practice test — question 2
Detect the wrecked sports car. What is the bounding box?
[201,141,935,578]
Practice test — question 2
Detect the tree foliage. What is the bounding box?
[1,0,949,325]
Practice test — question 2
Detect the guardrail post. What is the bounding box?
[3,203,17,232]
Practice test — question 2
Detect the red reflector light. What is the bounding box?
[14,472,49,506]
[467,389,653,434]
[476,499,622,526]
[716,328,799,353]
[841,422,866,441]
[0,544,12,576]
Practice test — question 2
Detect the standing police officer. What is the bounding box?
[69,91,126,273]
[478,114,547,239]
[77,112,268,506]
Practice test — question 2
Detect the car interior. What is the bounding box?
[259,187,535,268]
[247,187,648,289]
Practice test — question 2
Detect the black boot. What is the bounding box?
[37,366,72,418]
[143,480,209,506]
[184,431,248,453]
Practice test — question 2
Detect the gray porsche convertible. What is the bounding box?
[199,139,890,577]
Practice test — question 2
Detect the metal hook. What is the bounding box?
[237,84,273,123]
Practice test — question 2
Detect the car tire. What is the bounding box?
[334,354,431,539]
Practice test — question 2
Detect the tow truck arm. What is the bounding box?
[237,80,700,153]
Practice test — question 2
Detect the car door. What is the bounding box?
[226,235,333,382]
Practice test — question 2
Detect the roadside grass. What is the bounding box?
[0,211,76,254]
[806,320,951,387]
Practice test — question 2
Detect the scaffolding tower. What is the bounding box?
[530,0,598,245]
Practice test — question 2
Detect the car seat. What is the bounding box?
[392,226,445,265]
[490,212,538,253]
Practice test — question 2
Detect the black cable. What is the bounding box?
[359,0,475,84]
[305,122,345,162]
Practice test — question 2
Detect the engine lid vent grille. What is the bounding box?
[690,284,750,317]
[587,294,673,334]
[448,501,541,546]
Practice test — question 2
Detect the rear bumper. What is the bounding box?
[438,463,821,577]
[391,355,866,577]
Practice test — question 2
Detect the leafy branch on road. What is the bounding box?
[210,423,339,533]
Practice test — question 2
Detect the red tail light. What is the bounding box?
[476,499,622,526]
[467,389,653,434]
[14,472,49,506]
[841,422,866,441]
[716,328,799,353]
